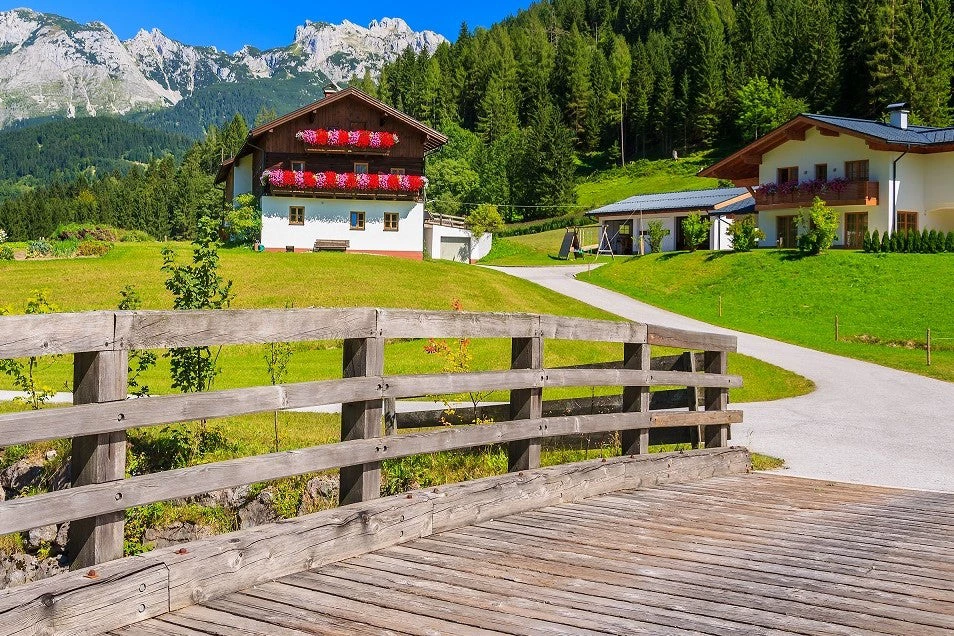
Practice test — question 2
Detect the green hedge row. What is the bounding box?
[863,228,954,253]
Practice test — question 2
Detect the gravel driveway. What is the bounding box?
[491,265,954,493]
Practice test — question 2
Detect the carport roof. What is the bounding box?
[585,187,755,217]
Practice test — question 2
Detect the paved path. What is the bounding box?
[491,265,954,493]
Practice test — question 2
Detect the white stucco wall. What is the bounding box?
[260,196,424,254]
[424,223,492,262]
[234,155,253,197]
[710,215,735,250]
[757,127,894,246]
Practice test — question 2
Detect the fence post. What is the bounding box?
[703,350,729,448]
[686,352,702,449]
[835,315,839,342]
[621,342,650,454]
[68,350,128,569]
[927,328,932,366]
[339,331,385,505]
[508,328,543,472]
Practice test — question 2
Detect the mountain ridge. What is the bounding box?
[0,8,446,128]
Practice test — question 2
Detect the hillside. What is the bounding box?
[0,117,192,183]
[582,250,954,382]
[130,76,331,138]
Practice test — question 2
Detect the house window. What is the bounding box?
[777,215,798,248]
[815,164,828,181]
[291,161,305,172]
[384,212,400,231]
[289,206,304,226]
[898,211,918,233]
[844,160,869,182]
[390,168,406,175]
[350,211,365,230]
[354,162,369,174]
[844,212,868,249]
[777,166,798,184]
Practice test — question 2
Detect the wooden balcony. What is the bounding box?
[268,186,422,202]
[755,180,879,210]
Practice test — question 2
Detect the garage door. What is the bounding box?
[440,236,470,263]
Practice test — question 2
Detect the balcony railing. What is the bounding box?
[755,179,879,210]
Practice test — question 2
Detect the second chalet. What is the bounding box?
[216,87,490,262]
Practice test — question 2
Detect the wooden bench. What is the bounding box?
[313,239,349,252]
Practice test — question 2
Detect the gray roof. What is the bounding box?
[805,114,954,146]
[586,187,754,217]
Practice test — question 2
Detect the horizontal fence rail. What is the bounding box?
[0,307,740,571]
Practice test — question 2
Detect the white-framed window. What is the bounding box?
[291,160,305,172]
[350,211,366,230]
[384,212,399,231]
[354,162,369,174]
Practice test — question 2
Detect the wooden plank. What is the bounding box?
[0,311,116,358]
[647,324,737,352]
[540,501,954,609]
[538,315,647,343]
[509,334,542,472]
[156,605,313,636]
[426,531,871,636]
[313,560,635,635]
[354,551,713,636]
[504,510,954,629]
[0,377,383,446]
[0,450,750,636]
[284,570,590,635]
[68,349,128,570]
[116,308,377,348]
[704,350,730,447]
[620,342,650,455]
[0,414,742,534]
[378,308,537,339]
[339,335,385,505]
[447,524,950,636]
[0,562,169,636]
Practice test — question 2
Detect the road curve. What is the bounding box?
[490,265,954,493]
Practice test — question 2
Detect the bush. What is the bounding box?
[796,197,838,255]
[55,223,118,242]
[880,230,889,253]
[911,229,921,253]
[0,245,13,260]
[467,204,505,237]
[118,229,153,242]
[870,229,880,253]
[862,230,871,253]
[947,231,954,252]
[51,240,77,258]
[726,214,764,252]
[681,213,712,252]
[76,240,113,257]
[26,239,52,258]
[646,220,670,253]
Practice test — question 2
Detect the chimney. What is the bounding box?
[886,102,909,130]
[323,84,339,98]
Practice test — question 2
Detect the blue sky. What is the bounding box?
[1,1,527,49]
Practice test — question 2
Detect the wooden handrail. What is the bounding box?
[0,307,740,570]
[0,409,742,535]
[0,309,736,357]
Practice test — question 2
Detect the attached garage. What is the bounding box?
[440,236,471,263]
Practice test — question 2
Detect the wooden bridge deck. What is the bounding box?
[112,473,954,636]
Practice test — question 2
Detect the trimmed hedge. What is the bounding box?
[863,228,954,254]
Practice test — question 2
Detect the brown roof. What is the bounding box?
[216,86,448,185]
[699,113,954,183]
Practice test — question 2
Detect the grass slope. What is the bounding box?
[583,249,954,382]
[0,243,810,404]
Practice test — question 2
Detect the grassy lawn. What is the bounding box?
[582,249,954,382]
[576,154,719,210]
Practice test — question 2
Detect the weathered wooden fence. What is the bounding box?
[0,308,740,573]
